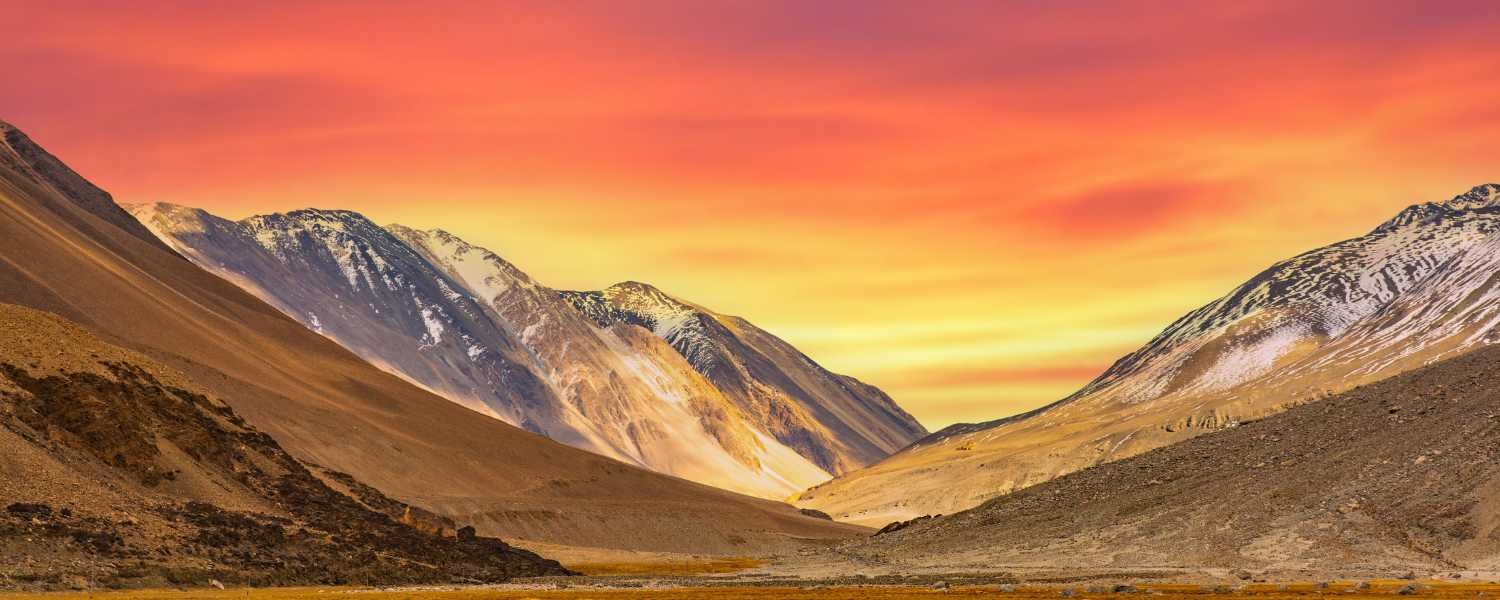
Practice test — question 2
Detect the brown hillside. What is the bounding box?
[0,302,569,588]
[0,119,865,555]
[831,340,1500,573]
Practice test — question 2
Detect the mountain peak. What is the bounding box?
[124,200,204,215]
[282,207,370,221]
[1372,183,1500,234]
[602,280,698,314]
[241,207,382,233]
[122,202,222,237]
[1443,183,1500,210]
[606,280,664,295]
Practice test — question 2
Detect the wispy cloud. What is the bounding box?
[5,1,1499,428]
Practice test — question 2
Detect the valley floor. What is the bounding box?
[6,579,1500,599]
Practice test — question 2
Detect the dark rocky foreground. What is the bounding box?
[0,304,570,591]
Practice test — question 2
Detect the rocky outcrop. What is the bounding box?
[0,303,569,589]
[318,470,458,538]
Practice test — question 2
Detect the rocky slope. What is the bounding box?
[0,118,867,556]
[561,282,926,476]
[824,340,1500,573]
[0,302,569,589]
[125,205,558,426]
[801,184,1500,526]
[393,227,841,496]
[126,203,924,499]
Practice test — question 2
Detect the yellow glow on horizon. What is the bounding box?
[6,2,1500,430]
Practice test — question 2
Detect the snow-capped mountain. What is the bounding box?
[126,205,561,426]
[799,184,1500,526]
[127,202,927,499]
[1070,183,1500,407]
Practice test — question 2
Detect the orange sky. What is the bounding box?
[5,2,1500,429]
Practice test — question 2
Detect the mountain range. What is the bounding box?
[0,118,870,587]
[799,183,1500,526]
[126,202,926,499]
[7,110,1500,585]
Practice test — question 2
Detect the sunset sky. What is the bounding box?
[6,1,1500,429]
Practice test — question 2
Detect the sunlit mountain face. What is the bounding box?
[6,2,1500,430]
[128,201,926,499]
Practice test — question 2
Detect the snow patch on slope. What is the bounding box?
[418,306,445,347]
[1193,324,1308,393]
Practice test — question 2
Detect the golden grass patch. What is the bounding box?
[566,556,764,576]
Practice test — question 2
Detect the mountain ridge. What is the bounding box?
[131,201,926,498]
[0,120,177,256]
[800,183,1500,526]
[561,281,928,475]
[0,119,868,557]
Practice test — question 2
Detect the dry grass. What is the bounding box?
[4,580,1499,600]
[0,588,956,599]
[566,557,764,576]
